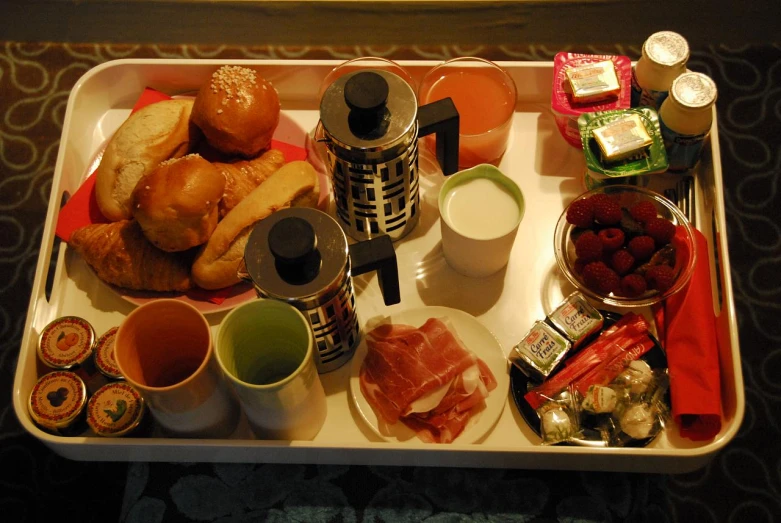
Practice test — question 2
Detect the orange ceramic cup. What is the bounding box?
[115,299,240,438]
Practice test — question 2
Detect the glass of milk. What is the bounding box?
[438,164,525,277]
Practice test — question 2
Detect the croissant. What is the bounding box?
[69,220,193,292]
[213,148,286,219]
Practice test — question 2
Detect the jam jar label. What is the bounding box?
[29,371,87,430]
[38,316,95,370]
[87,381,145,437]
[94,327,123,379]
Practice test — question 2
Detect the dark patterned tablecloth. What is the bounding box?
[1,42,780,523]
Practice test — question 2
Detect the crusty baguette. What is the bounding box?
[191,161,318,290]
[96,99,196,222]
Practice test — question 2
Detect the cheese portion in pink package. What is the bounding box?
[551,52,632,148]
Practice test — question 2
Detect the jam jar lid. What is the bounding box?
[319,69,418,154]
[643,31,690,68]
[28,371,88,432]
[670,72,718,110]
[87,381,145,437]
[244,207,349,303]
[37,316,96,370]
[93,326,123,379]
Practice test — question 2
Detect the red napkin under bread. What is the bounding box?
[56,87,308,304]
[655,226,722,441]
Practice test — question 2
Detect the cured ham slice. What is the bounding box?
[359,317,497,443]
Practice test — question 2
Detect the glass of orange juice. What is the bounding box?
[419,57,517,169]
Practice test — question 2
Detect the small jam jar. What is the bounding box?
[93,326,123,380]
[28,371,88,436]
[87,381,146,437]
[38,316,96,371]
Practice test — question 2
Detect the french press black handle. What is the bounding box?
[418,97,460,176]
[348,235,401,306]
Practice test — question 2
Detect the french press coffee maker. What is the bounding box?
[242,207,400,373]
[319,69,459,241]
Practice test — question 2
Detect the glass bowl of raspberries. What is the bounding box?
[554,184,697,307]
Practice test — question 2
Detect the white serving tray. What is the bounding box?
[13,59,744,472]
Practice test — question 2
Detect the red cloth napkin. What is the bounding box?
[655,226,722,441]
[56,88,308,304]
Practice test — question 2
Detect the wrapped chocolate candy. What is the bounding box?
[601,368,670,446]
[536,387,583,445]
[581,384,619,414]
[613,359,655,396]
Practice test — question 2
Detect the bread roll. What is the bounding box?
[95,99,196,222]
[192,65,280,157]
[192,161,318,290]
[131,154,225,252]
[213,148,286,219]
[69,220,193,292]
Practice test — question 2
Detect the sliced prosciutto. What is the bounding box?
[359,317,497,443]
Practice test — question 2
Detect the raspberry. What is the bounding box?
[644,217,676,246]
[591,194,622,225]
[566,198,594,228]
[627,235,656,261]
[629,201,658,223]
[645,265,677,292]
[619,274,648,297]
[598,228,625,252]
[575,230,603,262]
[610,249,636,276]
[581,261,620,295]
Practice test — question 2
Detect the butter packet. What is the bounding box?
[578,107,669,180]
[566,60,621,103]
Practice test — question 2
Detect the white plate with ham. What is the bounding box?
[349,306,509,444]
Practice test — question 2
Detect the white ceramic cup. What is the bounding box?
[215,299,327,441]
[438,164,525,277]
[114,299,240,438]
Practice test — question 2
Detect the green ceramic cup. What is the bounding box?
[215,299,327,440]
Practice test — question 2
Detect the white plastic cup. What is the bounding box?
[438,164,525,278]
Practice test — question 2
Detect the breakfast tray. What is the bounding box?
[13,59,744,473]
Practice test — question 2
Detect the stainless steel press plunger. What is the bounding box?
[319,69,459,241]
[242,207,400,373]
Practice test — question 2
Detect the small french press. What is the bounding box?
[242,207,400,373]
[319,69,459,242]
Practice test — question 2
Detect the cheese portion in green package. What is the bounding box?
[510,321,571,382]
[593,113,654,162]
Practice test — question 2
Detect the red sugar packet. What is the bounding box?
[56,88,308,304]
[655,227,722,441]
[524,312,649,410]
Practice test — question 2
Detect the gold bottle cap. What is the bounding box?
[38,316,95,370]
[93,326,123,379]
[670,72,718,110]
[87,381,145,437]
[28,371,88,432]
[643,31,690,68]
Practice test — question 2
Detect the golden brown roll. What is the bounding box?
[213,148,286,219]
[131,154,225,252]
[95,99,196,222]
[191,65,281,158]
[69,220,193,292]
[191,161,318,290]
